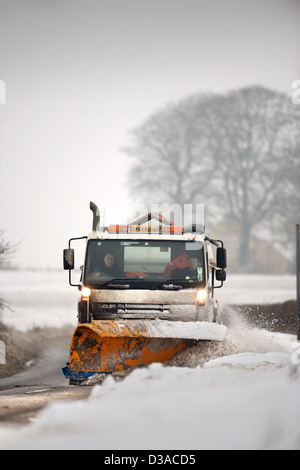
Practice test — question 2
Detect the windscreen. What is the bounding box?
[84,239,205,288]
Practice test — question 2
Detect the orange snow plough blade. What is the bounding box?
[64,320,227,384]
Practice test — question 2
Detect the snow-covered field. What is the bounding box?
[0,269,78,331]
[0,270,299,450]
[0,270,297,331]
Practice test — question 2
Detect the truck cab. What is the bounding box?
[64,203,227,326]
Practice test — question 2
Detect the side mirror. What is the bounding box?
[216,269,226,282]
[63,248,75,270]
[217,247,227,269]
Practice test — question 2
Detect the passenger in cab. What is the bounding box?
[171,255,201,280]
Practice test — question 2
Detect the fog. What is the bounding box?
[0,0,299,269]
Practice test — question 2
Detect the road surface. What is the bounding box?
[0,328,91,423]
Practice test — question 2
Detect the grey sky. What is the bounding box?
[0,0,299,268]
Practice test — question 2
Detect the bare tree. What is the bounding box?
[270,112,300,269]
[125,94,217,209]
[0,229,15,313]
[125,86,299,268]
[0,229,15,269]
[203,87,299,265]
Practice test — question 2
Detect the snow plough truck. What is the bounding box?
[62,202,227,384]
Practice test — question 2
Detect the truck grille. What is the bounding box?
[92,303,170,319]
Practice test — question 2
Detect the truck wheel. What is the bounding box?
[69,378,84,386]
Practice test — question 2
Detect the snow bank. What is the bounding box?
[0,270,299,450]
[0,359,299,450]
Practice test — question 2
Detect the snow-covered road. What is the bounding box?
[0,270,299,450]
[0,326,299,450]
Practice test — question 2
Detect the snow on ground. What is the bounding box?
[0,270,297,332]
[215,273,296,306]
[0,269,78,331]
[0,270,299,450]
[0,333,299,450]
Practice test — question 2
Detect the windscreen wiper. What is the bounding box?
[99,279,130,289]
[151,280,182,291]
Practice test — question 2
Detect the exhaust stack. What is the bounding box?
[90,201,100,231]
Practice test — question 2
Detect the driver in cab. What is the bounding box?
[92,252,122,280]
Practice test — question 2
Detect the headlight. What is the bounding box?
[196,289,208,304]
[81,287,91,299]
